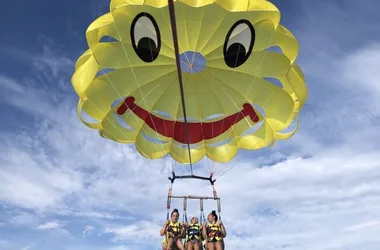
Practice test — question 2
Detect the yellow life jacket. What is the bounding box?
[186,223,201,241]
[167,221,181,239]
[206,223,222,242]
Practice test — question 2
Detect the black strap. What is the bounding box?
[167,0,194,174]
[168,171,216,185]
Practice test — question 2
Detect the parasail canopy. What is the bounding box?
[71,0,308,165]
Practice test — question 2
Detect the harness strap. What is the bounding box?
[166,186,172,220]
[212,184,218,199]
[200,198,205,224]
[217,198,221,221]
[183,197,188,224]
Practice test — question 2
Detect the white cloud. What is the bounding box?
[82,225,95,237]
[0,145,84,212]
[107,246,132,250]
[37,221,66,230]
[2,35,73,88]
[0,239,14,249]
[345,220,380,232]
[21,244,35,250]
[103,221,161,244]
[10,212,39,227]
[50,228,74,240]
[341,44,380,93]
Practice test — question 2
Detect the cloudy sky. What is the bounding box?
[1,0,380,249]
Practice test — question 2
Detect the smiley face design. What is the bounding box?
[72,0,308,164]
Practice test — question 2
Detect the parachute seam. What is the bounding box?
[216,12,279,178]
[159,8,193,70]
[81,19,170,156]
[99,12,169,156]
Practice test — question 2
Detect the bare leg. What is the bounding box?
[207,242,215,250]
[187,241,194,250]
[175,239,186,250]
[215,241,223,250]
[166,238,174,250]
[194,242,201,250]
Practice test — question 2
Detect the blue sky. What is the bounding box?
[1,0,380,249]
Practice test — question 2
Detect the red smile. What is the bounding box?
[117,96,259,144]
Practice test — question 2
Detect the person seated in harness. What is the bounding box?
[160,208,186,250]
[202,210,226,250]
[185,216,203,250]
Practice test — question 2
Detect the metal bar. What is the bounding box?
[176,175,211,181]
[169,195,220,200]
[168,172,216,185]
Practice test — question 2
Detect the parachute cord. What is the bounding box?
[183,197,188,225]
[212,184,218,200]
[215,158,241,181]
[167,185,173,220]
[200,198,206,225]
[217,199,222,222]
[167,0,194,175]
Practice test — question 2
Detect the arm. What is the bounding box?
[160,220,169,236]
[202,223,208,240]
[181,223,187,238]
[219,222,227,238]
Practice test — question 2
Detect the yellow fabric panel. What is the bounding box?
[71,0,308,164]
[72,52,99,98]
[111,0,277,11]
[86,13,119,46]
[170,141,206,163]
[274,115,299,140]
[271,25,299,64]
[287,63,308,111]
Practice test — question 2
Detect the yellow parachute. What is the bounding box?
[71,0,308,165]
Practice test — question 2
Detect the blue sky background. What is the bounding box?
[1,0,380,249]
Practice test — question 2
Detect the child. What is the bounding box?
[185,217,202,250]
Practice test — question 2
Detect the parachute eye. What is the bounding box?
[130,12,161,63]
[223,20,255,68]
